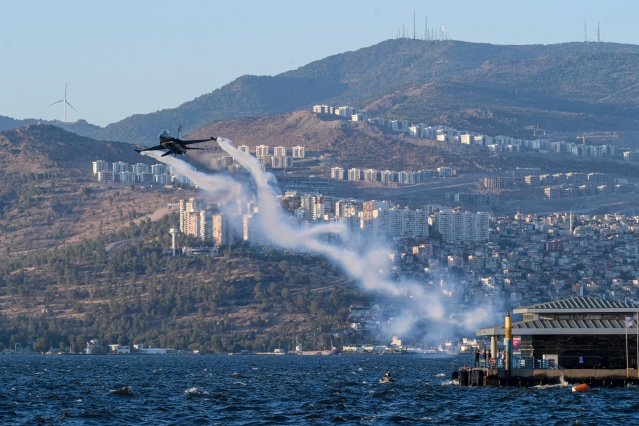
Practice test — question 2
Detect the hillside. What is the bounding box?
[190,110,639,175]
[0,125,178,260]
[0,125,376,353]
[88,39,639,145]
[4,113,639,353]
[0,214,366,353]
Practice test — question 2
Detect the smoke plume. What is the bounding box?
[143,139,498,341]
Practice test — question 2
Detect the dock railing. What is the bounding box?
[485,357,562,370]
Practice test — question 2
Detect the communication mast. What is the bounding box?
[597,22,600,42]
[584,20,588,43]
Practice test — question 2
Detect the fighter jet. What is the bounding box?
[135,126,216,157]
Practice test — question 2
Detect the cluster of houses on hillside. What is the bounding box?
[90,144,307,187]
[313,104,638,160]
[176,188,639,314]
[220,144,305,170]
[177,196,490,248]
[330,166,453,183]
[91,160,194,187]
[339,211,639,343]
[482,172,623,199]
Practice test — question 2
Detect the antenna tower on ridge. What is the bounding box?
[425,16,428,40]
[597,21,600,42]
[584,20,588,42]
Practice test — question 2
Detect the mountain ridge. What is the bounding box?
[5,39,639,145]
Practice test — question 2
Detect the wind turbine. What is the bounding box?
[48,83,76,123]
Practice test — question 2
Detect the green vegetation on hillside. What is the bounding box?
[0,213,369,353]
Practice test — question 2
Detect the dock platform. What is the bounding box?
[453,367,639,388]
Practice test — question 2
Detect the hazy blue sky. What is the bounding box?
[2,0,638,127]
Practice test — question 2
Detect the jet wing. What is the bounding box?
[135,144,167,153]
[181,137,217,146]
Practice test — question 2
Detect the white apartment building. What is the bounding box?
[243,212,270,246]
[237,145,250,154]
[432,210,490,243]
[212,213,237,246]
[363,169,378,182]
[397,171,416,184]
[112,161,129,174]
[92,160,110,174]
[273,146,287,157]
[132,163,150,174]
[348,168,362,181]
[119,172,136,184]
[359,207,429,239]
[313,105,334,114]
[335,200,359,218]
[331,167,344,180]
[151,164,169,176]
[336,106,357,118]
[300,194,330,221]
[138,173,154,184]
[292,146,305,158]
[255,145,269,159]
[272,156,293,169]
[185,210,209,240]
[380,170,395,183]
[179,198,200,234]
[437,167,453,177]
[154,175,168,185]
[96,171,114,182]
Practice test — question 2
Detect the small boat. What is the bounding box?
[380,376,393,383]
[572,383,588,392]
[110,386,132,396]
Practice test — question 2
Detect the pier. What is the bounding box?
[454,364,639,388]
[458,297,639,387]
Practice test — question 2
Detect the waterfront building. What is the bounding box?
[477,297,639,369]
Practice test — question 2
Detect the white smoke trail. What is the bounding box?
[141,151,244,205]
[214,138,497,333]
[143,140,497,338]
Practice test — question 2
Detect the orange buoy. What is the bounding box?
[572,383,589,392]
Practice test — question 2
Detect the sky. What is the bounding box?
[2,0,639,127]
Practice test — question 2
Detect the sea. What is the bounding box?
[1,353,637,425]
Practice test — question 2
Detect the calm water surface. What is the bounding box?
[1,353,637,425]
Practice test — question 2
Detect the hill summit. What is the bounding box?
[91,39,639,144]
